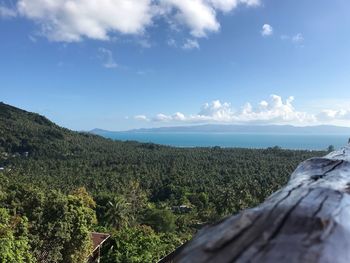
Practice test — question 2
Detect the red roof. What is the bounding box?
[91,232,110,252]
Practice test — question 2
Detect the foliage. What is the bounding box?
[101,225,182,263]
[0,184,95,263]
[104,195,130,229]
[0,208,34,263]
[142,208,176,233]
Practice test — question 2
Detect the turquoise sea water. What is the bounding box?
[99,132,350,150]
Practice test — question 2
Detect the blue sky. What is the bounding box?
[1,0,350,130]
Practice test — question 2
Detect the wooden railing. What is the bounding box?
[160,145,350,263]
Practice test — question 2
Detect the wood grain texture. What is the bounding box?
[160,146,350,263]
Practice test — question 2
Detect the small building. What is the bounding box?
[87,232,111,263]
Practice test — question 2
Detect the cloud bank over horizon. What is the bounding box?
[2,0,260,42]
[134,95,350,126]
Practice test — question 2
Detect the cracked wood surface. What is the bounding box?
[161,145,350,263]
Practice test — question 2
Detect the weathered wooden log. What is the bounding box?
[161,145,350,263]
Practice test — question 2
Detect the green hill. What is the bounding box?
[0,101,131,158]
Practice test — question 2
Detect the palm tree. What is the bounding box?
[105,195,130,229]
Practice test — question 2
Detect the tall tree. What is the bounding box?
[0,208,34,263]
[105,195,130,229]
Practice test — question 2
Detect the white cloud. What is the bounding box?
[98,48,118,68]
[0,5,16,18]
[135,95,350,126]
[172,112,187,121]
[209,0,260,12]
[10,0,260,42]
[134,115,149,121]
[317,109,350,121]
[163,0,220,38]
[234,95,315,124]
[136,95,318,125]
[153,113,173,122]
[261,24,273,36]
[163,0,260,38]
[182,39,200,50]
[198,100,234,121]
[17,0,155,42]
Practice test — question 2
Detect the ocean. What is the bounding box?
[97,132,350,150]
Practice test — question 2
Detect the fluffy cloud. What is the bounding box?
[134,115,149,121]
[234,95,315,123]
[317,109,350,121]
[136,95,350,125]
[163,0,220,38]
[17,0,155,42]
[135,95,318,125]
[163,0,260,37]
[198,100,234,122]
[153,113,173,122]
[98,48,118,68]
[10,0,260,42]
[261,24,273,36]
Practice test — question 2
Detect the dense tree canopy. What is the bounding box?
[0,208,33,263]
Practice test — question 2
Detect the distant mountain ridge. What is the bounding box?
[91,124,350,135]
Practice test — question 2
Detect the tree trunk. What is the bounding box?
[160,146,350,263]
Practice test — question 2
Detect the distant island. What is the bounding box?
[91,124,350,135]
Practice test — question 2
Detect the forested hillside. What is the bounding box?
[0,102,326,262]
